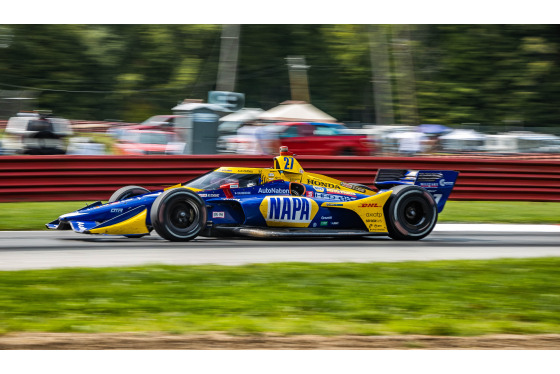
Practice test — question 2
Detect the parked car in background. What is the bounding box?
[3,111,73,154]
[484,131,560,154]
[439,129,486,153]
[130,115,186,131]
[230,122,376,156]
[118,114,190,145]
[114,129,185,155]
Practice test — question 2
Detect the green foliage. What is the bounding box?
[1,259,560,335]
[412,25,560,126]
[2,25,560,126]
[0,25,221,122]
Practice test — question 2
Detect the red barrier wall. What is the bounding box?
[1,155,559,202]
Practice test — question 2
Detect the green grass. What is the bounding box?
[0,201,89,230]
[0,200,557,231]
[1,259,560,336]
[440,201,560,224]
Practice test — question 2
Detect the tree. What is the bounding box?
[2,24,560,129]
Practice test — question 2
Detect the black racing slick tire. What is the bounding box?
[384,185,438,241]
[108,185,151,203]
[150,188,207,242]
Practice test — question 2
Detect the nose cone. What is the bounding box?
[59,211,88,221]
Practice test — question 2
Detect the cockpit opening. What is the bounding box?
[185,172,261,190]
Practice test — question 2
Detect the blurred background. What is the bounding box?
[1,24,560,156]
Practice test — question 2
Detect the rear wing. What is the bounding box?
[374,169,459,212]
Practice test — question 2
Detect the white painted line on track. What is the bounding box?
[435,224,560,232]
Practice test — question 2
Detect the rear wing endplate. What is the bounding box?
[374,169,459,212]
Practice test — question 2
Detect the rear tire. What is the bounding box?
[108,185,151,203]
[384,185,437,240]
[150,188,207,241]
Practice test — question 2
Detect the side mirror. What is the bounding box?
[220,182,239,189]
[220,182,239,198]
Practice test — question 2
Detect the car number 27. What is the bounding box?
[283,157,294,170]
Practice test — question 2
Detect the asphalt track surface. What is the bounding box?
[1,224,559,271]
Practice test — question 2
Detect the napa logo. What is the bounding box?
[259,196,319,227]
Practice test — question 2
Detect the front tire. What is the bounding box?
[150,188,207,241]
[108,185,152,238]
[384,185,438,240]
[109,185,151,203]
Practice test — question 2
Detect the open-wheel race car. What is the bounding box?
[46,147,459,241]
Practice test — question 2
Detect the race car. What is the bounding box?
[46,147,459,241]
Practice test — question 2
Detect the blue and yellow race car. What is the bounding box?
[47,147,458,241]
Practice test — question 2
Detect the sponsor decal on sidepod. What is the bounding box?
[212,211,225,218]
[259,196,319,227]
[258,187,290,194]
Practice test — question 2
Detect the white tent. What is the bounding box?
[257,101,337,123]
[439,129,486,141]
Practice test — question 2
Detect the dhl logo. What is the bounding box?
[359,203,381,208]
